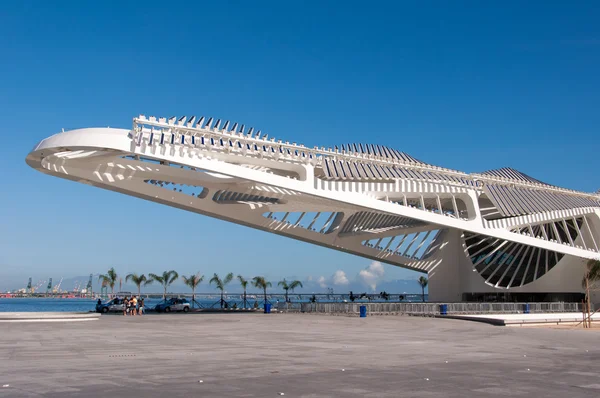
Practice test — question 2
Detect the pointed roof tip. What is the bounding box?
[342,143,426,165]
[480,167,550,186]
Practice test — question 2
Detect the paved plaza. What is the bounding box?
[0,313,599,397]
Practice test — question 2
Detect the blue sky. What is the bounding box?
[1,1,599,291]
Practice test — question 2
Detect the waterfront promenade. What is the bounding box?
[0,314,598,397]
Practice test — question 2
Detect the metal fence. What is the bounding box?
[285,302,586,316]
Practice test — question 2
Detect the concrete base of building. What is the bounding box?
[438,312,600,326]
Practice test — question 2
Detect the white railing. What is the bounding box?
[294,302,586,315]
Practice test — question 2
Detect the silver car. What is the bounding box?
[155,298,191,313]
[96,298,125,313]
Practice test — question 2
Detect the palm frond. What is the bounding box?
[209,273,222,289]
[148,273,159,280]
[126,273,147,286]
[99,268,118,289]
[289,280,303,290]
[148,273,164,284]
[167,270,179,285]
[252,276,265,289]
[211,273,229,291]
[588,260,600,281]
[582,259,600,288]
[182,273,204,289]
[278,279,288,289]
[107,268,117,283]
[238,275,248,289]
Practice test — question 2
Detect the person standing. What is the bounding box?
[123,297,129,316]
[131,296,138,316]
[139,297,145,315]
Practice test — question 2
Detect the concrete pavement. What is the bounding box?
[0,313,598,397]
[0,312,100,322]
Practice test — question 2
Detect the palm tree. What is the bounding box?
[210,272,233,308]
[181,273,204,308]
[148,270,179,300]
[98,268,118,297]
[252,276,272,305]
[582,259,600,327]
[125,273,150,297]
[418,276,428,302]
[100,279,108,298]
[238,275,249,309]
[278,279,303,303]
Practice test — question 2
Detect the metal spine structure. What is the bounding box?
[26,115,600,301]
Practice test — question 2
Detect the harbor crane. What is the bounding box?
[52,277,63,294]
[46,278,53,295]
[86,274,93,296]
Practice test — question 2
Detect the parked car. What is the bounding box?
[96,298,125,313]
[155,298,191,313]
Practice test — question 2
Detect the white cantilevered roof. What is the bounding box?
[129,115,600,216]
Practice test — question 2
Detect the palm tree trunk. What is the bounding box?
[163,286,166,300]
[138,285,141,297]
[422,286,425,302]
[221,290,224,308]
[243,290,247,309]
[285,290,289,303]
[585,276,591,328]
[264,287,267,303]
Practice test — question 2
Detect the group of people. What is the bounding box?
[97,296,145,315]
[122,296,144,316]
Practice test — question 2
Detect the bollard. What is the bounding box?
[264,303,272,314]
[439,304,448,315]
[359,305,367,318]
[523,303,530,314]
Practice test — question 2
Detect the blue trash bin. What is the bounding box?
[359,305,367,318]
[523,303,530,314]
[440,304,448,315]
[264,303,272,314]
